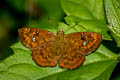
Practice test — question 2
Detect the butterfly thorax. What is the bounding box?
[53,31,65,56]
[55,30,65,45]
[57,30,64,36]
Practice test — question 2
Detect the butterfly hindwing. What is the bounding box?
[59,40,85,69]
[32,42,57,67]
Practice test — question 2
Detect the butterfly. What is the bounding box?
[18,27,102,69]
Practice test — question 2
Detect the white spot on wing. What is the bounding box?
[36,32,39,34]
[32,37,36,42]
[83,41,87,46]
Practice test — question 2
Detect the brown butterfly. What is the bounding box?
[18,27,102,69]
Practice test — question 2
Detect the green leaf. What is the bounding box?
[60,0,105,22]
[105,0,120,47]
[0,71,31,80]
[0,0,119,80]
[60,0,111,40]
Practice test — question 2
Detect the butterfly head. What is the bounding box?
[57,30,64,36]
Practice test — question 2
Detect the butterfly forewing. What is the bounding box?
[18,28,56,50]
[64,32,102,55]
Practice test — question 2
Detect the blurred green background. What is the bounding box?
[0,0,65,61]
[0,0,119,80]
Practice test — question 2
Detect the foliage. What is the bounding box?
[0,0,120,80]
